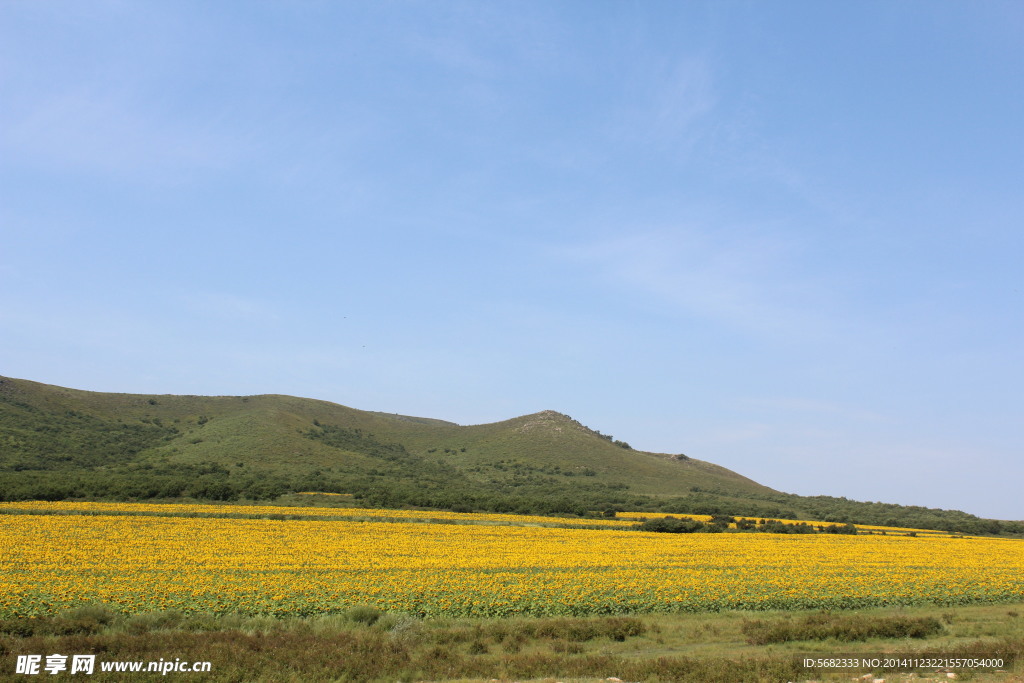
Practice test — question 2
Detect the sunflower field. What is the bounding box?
[1,502,1021,618]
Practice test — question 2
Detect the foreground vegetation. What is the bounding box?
[1,602,1021,682]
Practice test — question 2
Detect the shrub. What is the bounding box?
[741,613,943,645]
[636,516,705,533]
[346,605,383,626]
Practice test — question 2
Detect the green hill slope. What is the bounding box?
[0,375,769,509]
[1,375,1020,535]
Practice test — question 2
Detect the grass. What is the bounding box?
[1,602,1021,682]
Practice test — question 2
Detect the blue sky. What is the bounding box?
[2,1,1021,520]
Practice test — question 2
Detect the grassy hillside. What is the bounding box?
[0,376,768,508]
[1,375,1020,535]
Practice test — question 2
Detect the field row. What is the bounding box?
[0,499,633,528]
[2,503,1022,618]
[0,499,960,537]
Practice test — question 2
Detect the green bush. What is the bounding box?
[636,516,706,533]
[741,613,943,645]
[346,605,383,626]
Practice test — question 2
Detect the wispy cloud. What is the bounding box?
[180,292,281,324]
[557,226,837,342]
[646,58,716,144]
[2,86,242,181]
[604,56,717,155]
[736,396,889,424]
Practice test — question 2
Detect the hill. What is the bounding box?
[1,375,1020,535]
[0,375,770,508]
